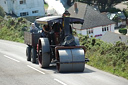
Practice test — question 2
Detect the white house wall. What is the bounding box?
[110,24,115,32]
[93,26,102,36]
[16,0,45,16]
[107,24,115,32]
[12,0,17,15]
[76,30,82,34]
[76,24,115,39]
[0,0,11,13]
[0,0,45,17]
[81,30,87,35]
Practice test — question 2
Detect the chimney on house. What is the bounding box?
[74,2,78,14]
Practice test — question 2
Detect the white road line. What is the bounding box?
[4,55,20,62]
[54,79,67,85]
[27,65,45,74]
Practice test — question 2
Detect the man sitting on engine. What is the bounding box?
[30,23,38,33]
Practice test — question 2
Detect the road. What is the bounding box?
[0,39,128,85]
[114,1,128,11]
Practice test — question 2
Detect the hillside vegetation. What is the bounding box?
[0,16,30,43]
[78,35,128,79]
[0,6,30,42]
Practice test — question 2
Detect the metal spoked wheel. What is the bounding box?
[26,46,31,61]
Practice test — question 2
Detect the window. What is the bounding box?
[4,1,6,4]
[104,27,106,31]
[102,28,104,31]
[20,1,23,4]
[20,0,26,4]
[102,26,109,32]
[20,12,29,16]
[91,30,93,33]
[87,29,93,34]
[32,10,38,14]
[107,27,109,31]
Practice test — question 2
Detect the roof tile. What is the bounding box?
[68,2,115,29]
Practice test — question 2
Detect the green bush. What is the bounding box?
[8,19,15,25]
[0,6,5,17]
[0,16,3,22]
[106,8,121,13]
[44,4,48,9]
[0,17,30,43]
[78,35,128,79]
[18,17,23,22]
[119,28,127,35]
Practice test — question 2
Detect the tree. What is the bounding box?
[123,9,128,23]
[119,28,127,35]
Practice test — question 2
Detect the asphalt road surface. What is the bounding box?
[0,39,128,85]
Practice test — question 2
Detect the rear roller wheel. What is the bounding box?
[38,38,50,68]
[31,47,37,63]
[38,52,50,68]
[26,46,31,61]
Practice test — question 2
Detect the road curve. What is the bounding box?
[0,39,128,85]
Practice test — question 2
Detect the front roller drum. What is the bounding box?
[57,49,85,72]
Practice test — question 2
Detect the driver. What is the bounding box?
[43,24,51,33]
[41,24,51,37]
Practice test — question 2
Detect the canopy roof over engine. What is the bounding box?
[36,16,84,25]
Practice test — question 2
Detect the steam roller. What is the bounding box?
[37,37,86,72]
[33,11,89,72]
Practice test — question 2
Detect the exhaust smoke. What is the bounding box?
[45,0,65,15]
[44,0,75,15]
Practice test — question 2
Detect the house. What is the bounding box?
[68,2,115,38]
[0,0,45,17]
[107,12,126,28]
[101,32,128,45]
